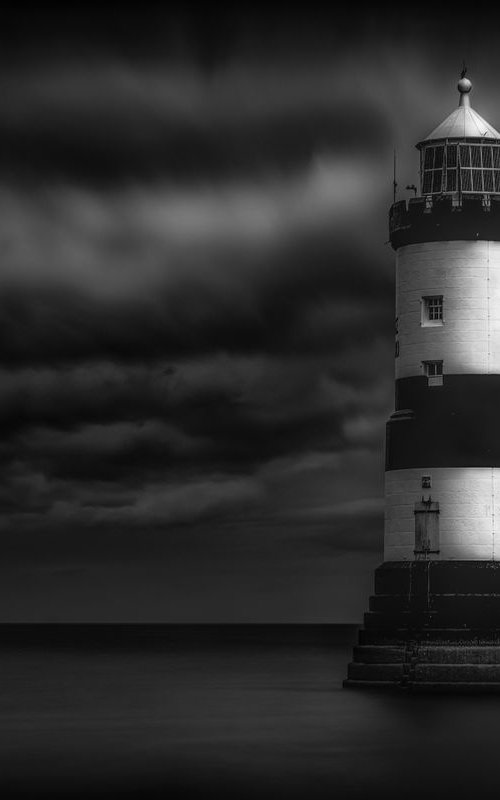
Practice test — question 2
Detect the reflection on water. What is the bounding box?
[0,624,497,798]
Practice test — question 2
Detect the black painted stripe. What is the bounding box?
[375,561,500,596]
[386,375,500,470]
[389,195,500,250]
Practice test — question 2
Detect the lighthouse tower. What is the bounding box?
[345,74,500,690]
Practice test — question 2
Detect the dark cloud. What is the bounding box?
[0,164,392,365]
[0,347,391,438]
[0,77,391,184]
[0,353,391,493]
[0,103,394,598]
[0,254,392,364]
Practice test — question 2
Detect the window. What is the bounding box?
[421,143,500,195]
[459,144,500,195]
[421,144,444,194]
[421,476,431,489]
[421,295,443,326]
[423,360,443,376]
[423,360,443,386]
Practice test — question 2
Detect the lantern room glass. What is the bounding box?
[421,143,500,195]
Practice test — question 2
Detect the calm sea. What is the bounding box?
[0,624,497,798]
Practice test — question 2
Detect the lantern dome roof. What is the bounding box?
[417,74,500,147]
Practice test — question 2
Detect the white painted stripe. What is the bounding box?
[395,240,500,379]
[385,467,500,561]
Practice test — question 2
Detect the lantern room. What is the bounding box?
[417,76,500,196]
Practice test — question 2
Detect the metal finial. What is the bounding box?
[457,69,472,107]
[461,61,467,80]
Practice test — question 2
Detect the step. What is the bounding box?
[365,608,500,630]
[347,662,405,681]
[369,595,410,613]
[414,663,500,682]
[358,628,416,645]
[358,628,500,645]
[417,646,500,664]
[345,679,500,693]
[363,611,435,629]
[409,682,500,694]
[352,645,406,663]
[343,679,403,691]
[369,593,500,614]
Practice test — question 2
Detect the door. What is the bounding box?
[414,500,439,558]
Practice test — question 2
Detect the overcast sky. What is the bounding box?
[1,5,499,621]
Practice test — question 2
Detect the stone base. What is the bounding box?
[344,561,500,692]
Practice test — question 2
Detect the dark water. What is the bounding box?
[0,624,498,799]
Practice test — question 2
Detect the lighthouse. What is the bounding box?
[345,73,500,690]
